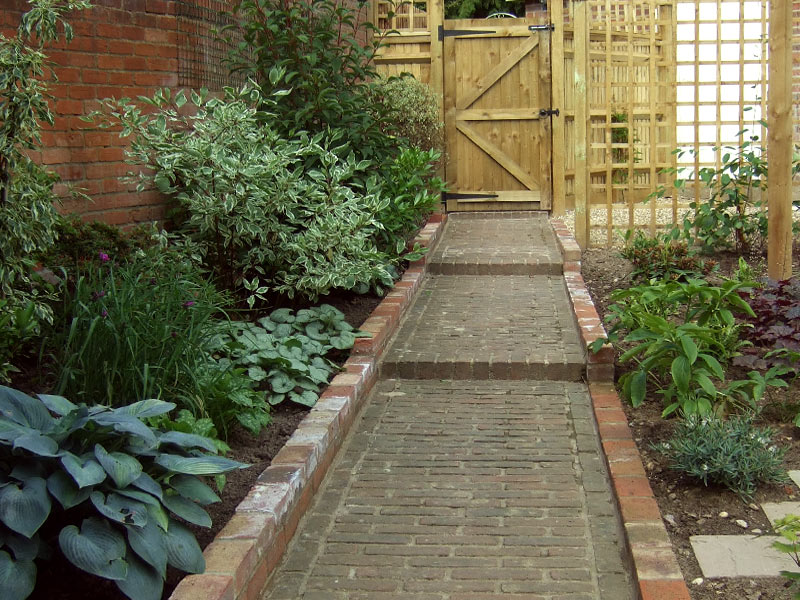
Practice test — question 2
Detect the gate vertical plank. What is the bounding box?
[539,31,552,210]
[444,31,459,211]
[767,0,793,280]
[574,0,590,247]
[551,0,566,216]
[429,0,444,122]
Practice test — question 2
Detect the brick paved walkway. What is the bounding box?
[261,214,634,600]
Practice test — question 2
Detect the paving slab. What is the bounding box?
[428,213,563,275]
[788,470,800,489]
[261,380,632,600]
[691,535,798,578]
[382,275,585,380]
[761,501,800,527]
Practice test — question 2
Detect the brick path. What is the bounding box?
[260,213,634,600]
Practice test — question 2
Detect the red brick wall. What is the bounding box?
[2,0,240,226]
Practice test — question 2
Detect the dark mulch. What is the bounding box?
[582,244,800,600]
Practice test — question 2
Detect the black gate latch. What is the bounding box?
[539,108,560,117]
[528,24,555,31]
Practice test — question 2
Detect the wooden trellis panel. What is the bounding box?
[374,1,432,83]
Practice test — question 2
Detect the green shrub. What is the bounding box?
[620,229,713,282]
[370,76,444,155]
[223,0,395,162]
[94,86,396,303]
[0,1,90,377]
[654,414,787,501]
[0,386,248,600]
[369,147,445,260]
[49,245,230,408]
[773,514,800,598]
[212,305,363,409]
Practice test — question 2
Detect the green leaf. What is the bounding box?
[90,412,157,448]
[0,477,50,538]
[680,335,698,364]
[168,475,220,505]
[116,399,176,419]
[162,494,211,527]
[13,432,60,456]
[0,386,53,430]
[47,470,92,509]
[164,520,204,573]
[671,356,691,394]
[157,431,217,453]
[698,353,725,379]
[154,454,248,475]
[696,373,718,397]
[270,372,295,394]
[37,393,77,416]
[116,550,163,600]
[59,518,127,581]
[125,520,168,579]
[288,389,318,407]
[61,454,107,488]
[630,370,647,407]
[130,473,164,501]
[95,444,143,489]
[90,491,148,527]
[0,551,36,600]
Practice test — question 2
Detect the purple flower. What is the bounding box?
[183,301,195,308]
[101,309,108,318]
[98,252,110,263]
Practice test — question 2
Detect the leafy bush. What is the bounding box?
[223,0,395,162]
[594,277,756,416]
[48,215,150,270]
[94,86,396,303]
[620,229,713,282]
[369,147,445,260]
[212,305,362,409]
[370,76,445,155]
[0,386,248,600]
[0,1,90,377]
[49,246,230,408]
[654,414,787,501]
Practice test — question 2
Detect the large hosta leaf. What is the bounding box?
[13,433,60,457]
[47,470,92,509]
[162,494,211,528]
[164,519,204,573]
[0,531,39,561]
[0,550,36,600]
[155,454,247,475]
[61,453,106,488]
[115,399,176,419]
[95,445,143,488]
[157,431,217,453]
[90,491,148,527]
[126,520,167,579]
[130,473,163,501]
[0,387,53,430]
[116,550,163,600]
[90,412,156,448]
[0,477,50,538]
[59,518,127,581]
[36,393,77,416]
[168,475,220,505]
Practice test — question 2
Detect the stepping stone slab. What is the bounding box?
[787,470,800,489]
[690,535,798,578]
[761,502,800,527]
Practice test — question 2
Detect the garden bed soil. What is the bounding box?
[582,246,800,600]
[27,289,383,600]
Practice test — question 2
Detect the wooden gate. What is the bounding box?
[443,19,553,212]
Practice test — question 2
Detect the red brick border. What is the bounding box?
[550,218,691,600]
[168,215,448,600]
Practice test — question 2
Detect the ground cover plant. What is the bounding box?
[0,386,248,600]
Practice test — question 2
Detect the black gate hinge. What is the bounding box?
[438,25,496,41]
[528,24,555,32]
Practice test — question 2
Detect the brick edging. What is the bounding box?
[168,214,448,600]
[549,218,691,600]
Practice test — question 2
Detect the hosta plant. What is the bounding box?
[0,386,248,600]
[214,305,365,408]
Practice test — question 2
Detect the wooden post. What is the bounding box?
[551,0,566,216]
[429,0,444,123]
[767,0,793,280]
[574,0,590,248]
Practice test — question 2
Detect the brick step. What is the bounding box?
[381,357,584,381]
[381,275,586,382]
[428,261,562,276]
